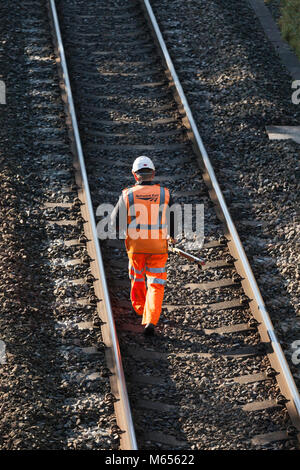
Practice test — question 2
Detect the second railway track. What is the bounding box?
[0,0,299,451]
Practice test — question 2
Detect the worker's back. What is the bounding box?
[110,155,175,335]
[122,183,170,254]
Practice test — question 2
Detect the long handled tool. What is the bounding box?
[169,243,206,266]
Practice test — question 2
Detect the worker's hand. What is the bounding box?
[169,237,177,245]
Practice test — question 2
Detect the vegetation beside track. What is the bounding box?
[280,0,300,58]
[266,0,300,59]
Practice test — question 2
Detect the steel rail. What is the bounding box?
[141,0,300,433]
[48,0,137,450]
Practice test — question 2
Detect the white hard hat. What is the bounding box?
[132,156,155,173]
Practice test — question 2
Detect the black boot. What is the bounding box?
[143,323,155,336]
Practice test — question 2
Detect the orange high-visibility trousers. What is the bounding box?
[128,253,168,326]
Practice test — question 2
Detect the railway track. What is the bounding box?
[0,0,299,451]
[52,0,300,450]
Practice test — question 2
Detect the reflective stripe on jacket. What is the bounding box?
[122,184,170,254]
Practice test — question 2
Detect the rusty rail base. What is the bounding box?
[47,0,138,450]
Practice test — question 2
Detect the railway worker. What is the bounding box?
[110,156,177,336]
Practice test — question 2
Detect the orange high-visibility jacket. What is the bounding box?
[122,184,170,254]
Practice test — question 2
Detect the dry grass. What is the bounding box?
[279,0,300,59]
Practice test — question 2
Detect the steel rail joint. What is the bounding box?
[48,0,137,450]
[141,0,300,431]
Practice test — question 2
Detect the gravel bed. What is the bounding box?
[0,0,117,450]
[151,0,300,394]
[56,0,299,450]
